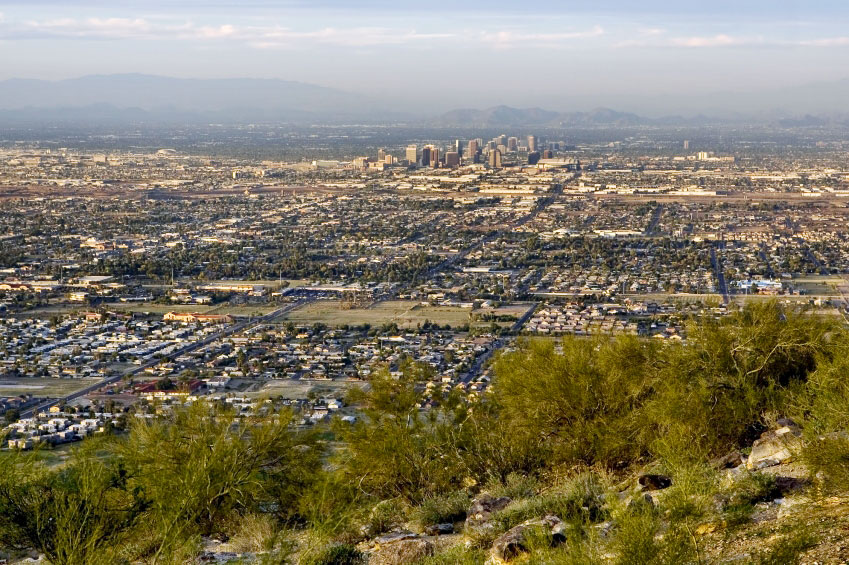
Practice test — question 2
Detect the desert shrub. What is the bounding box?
[410,490,470,528]
[225,512,278,553]
[361,498,408,537]
[336,368,544,504]
[0,442,145,565]
[720,471,780,526]
[644,301,836,460]
[119,402,322,562]
[301,543,364,565]
[612,507,701,565]
[485,472,540,500]
[801,433,849,490]
[493,335,659,468]
[752,527,817,565]
[418,544,486,565]
[484,471,609,540]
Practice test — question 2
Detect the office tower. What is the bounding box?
[377,148,386,162]
[683,140,690,150]
[527,135,537,152]
[488,149,502,168]
[406,144,418,164]
[507,136,518,151]
[454,139,462,156]
[445,151,460,168]
[430,147,440,167]
[497,134,507,146]
[542,149,553,159]
[420,146,431,167]
[528,151,541,165]
[467,139,479,156]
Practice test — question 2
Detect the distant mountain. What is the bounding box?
[432,105,646,127]
[0,74,387,123]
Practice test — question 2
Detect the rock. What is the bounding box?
[373,531,418,545]
[489,515,566,563]
[371,538,434,565]
[776,496,811,520]
[466,494,512,526]
[712,450,745,470]
[747,426,803,470]
[627,492,658,511]
[424,522,454,536]
[638,474,672,491]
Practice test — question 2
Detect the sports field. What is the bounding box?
[0,377,101,397]
[280,300,473,328]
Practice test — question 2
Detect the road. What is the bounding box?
[710,244,730,305]
[644,204,663,236]
[20,300,310,418]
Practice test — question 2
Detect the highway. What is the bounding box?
[19,300,309,419]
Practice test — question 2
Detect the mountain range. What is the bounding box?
[1,74,849,126]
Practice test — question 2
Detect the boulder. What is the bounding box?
[489,515,566,563]
[371,537,434,565]
[466,494,512,527]
[712,450,745,470]
[747,426,803,470]
[424,522,454,536]
[637,474,672,491]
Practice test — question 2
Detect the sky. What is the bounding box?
[2,1,849,114]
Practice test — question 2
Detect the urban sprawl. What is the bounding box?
[2,126,849,451]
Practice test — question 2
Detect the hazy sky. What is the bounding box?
[2,1,849,113]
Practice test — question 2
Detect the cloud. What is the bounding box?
[1,16,454,48]
[249,27,455,48]
[669,34,746,48]
[478,25,604,48]
[797,37,849,47]
[23,17,154,39]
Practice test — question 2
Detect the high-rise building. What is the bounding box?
[497,134,507,146]
[406,144,418,164]
[527,135,537,152]
[488,149,502,168]
[454,139,462,156]
[528,151,541,165]
[445,151,460,168]
[507,137,518,152]
[377,148,386,162]
[466,139,480,164]
[430,147,440,167]
[683,140,690,150]
[420,146,431,167]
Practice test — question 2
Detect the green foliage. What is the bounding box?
[720,472,780,526]
[361,498,408,538]
[410,490,470,529]
[337,368,543,503]
[494,302,838,471]
[301,543,365,565]
[493,335,658,467]
[752,528,817,565]
[418,545,486,565]
[0,442,144,565]
[646,302,835,459]
[612,507,701,565]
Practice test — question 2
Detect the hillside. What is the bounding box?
[3,302,849,564]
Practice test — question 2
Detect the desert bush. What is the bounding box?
[0,441,145,565]
[493,335,659,468]
[720,471,780,526]
[410,490,470,529]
